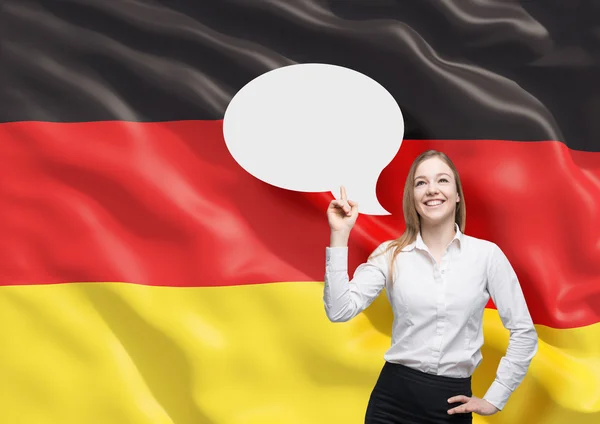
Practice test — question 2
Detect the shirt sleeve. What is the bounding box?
[483,243,539,411]
[323,242,390,323]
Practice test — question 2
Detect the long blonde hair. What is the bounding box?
[373,150,466,280]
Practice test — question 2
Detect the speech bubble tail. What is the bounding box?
[331,178,391,216]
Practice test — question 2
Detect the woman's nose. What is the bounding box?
[427,184,439,195]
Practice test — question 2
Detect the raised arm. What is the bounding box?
[324,243,389,322]
[323,186,389,322]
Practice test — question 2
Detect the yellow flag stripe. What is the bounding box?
[1,282,599,424]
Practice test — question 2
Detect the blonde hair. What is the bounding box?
[373,150,466,280]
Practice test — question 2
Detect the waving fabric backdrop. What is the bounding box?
[1,1,599,423]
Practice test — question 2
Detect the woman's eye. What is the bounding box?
[415,181,425,186]
[439,178,449,183]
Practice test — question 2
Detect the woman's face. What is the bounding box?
[413,157,460,226]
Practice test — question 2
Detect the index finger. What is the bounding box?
[448,395,469,404]
[340,185,347,202]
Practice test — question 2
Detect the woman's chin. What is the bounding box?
[418,211,454,226]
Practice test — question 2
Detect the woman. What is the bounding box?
[324,150,538,423]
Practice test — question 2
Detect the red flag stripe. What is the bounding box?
[1,121,598,330]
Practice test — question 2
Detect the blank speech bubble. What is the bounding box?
[222,63,404,215]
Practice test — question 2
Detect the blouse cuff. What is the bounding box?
[483,380,512,411]
[325,247,348,272]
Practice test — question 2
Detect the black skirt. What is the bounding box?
[365,361,473,424]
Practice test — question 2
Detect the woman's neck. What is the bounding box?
[420,220,456,252]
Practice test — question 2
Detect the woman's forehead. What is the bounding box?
[415,157,453,176]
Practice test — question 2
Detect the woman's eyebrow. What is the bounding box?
[414,172,452,180]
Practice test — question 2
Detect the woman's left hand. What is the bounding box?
[447,395,500,416]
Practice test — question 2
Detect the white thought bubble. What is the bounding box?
[222,63,404,215]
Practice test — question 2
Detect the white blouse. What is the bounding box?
[323,224,538,411]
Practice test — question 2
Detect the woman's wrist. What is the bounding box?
[330,230,350,247]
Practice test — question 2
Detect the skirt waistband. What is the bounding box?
[366,361,473,423]
[383,361,471,387]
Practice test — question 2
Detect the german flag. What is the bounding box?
[1,1,599,423]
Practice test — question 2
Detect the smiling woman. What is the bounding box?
[415,170,457,213]
[324,150,539,423]
[372,151,467,281]
[412,154,463,265]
